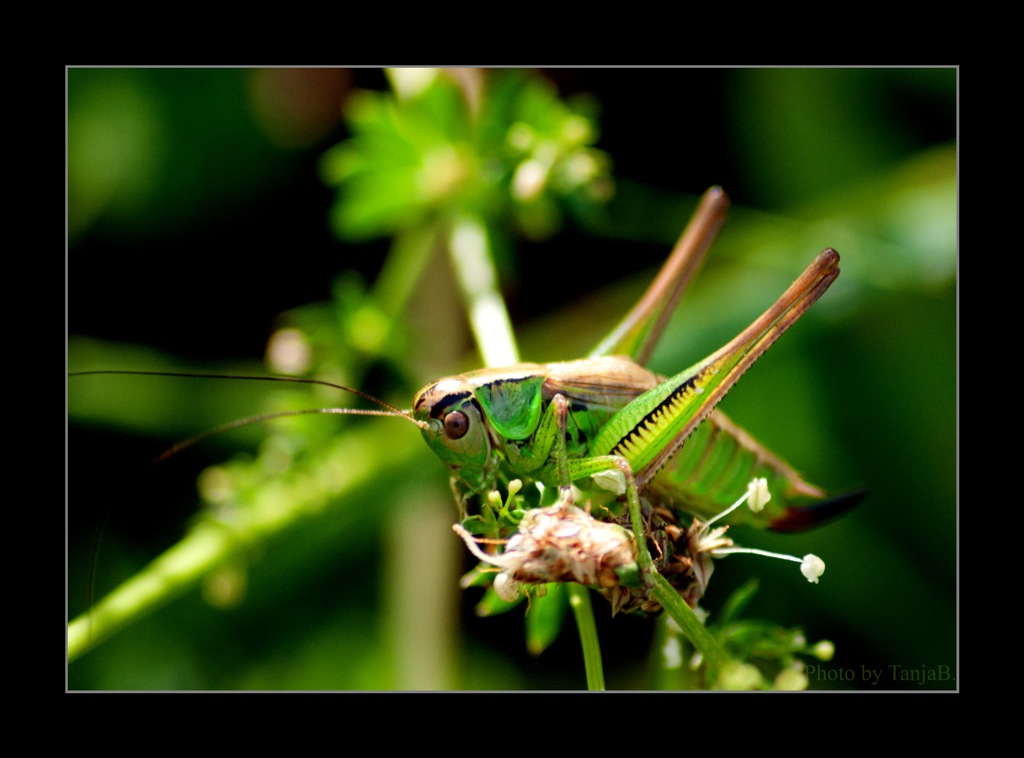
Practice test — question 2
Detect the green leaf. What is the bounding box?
[715,578,760,627]
[525,583,568,655]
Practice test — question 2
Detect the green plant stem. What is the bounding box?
[448,215,519,367]
[446,212,606,691]
[69,521,231,661]
[567,584,605,690]
[650,570,729,685]
[68,422,420,662]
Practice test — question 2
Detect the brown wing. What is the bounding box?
[542,356,660,415]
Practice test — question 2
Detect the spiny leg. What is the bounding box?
[565,453,656,586]
[524,393,658,586]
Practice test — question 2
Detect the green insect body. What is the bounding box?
[412,356,658,501]
[415,188,857,609]
[414,353,833,531]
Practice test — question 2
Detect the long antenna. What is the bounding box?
[68,368,432,650]
[69,369,421,420]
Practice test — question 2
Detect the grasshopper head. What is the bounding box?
[412,376,492,492]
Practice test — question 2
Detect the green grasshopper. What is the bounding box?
[411,186,857,612]
[70,186,856,655]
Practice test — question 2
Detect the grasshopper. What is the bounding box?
[69,187,857,659]
[412,187,858,611]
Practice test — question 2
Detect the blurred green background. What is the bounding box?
[67,67,956,690]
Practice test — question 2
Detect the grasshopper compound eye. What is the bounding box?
[444,410,470,440]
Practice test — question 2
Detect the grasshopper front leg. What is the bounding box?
[563,452,655,585]
[504,394,659,584]
[503,391,571,492]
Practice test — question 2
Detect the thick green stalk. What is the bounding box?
[446,213,606,691]
[448,215,519,367]
[69,521,231,661]
[650,571,729,685]
[68,422,420,662]
[567,584,605,691]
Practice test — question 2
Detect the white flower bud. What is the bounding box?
[800,554,826,583]
[746,477,771,513]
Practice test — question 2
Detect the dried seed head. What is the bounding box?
[453,501,638,592]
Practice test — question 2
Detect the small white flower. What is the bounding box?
[591,468,626,495]
[693,479,827,586]
[704,478,773,529]
[708,546,827,586]
[695,525,733,554]
[493,572,522,602]
[513,159,549,201]
[746,477,771,513]
[661,635,682,670]
[800,554,826,584]
[812,640,835,661]
[774,666,809,691]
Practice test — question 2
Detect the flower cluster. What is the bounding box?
[690,477,826,584]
